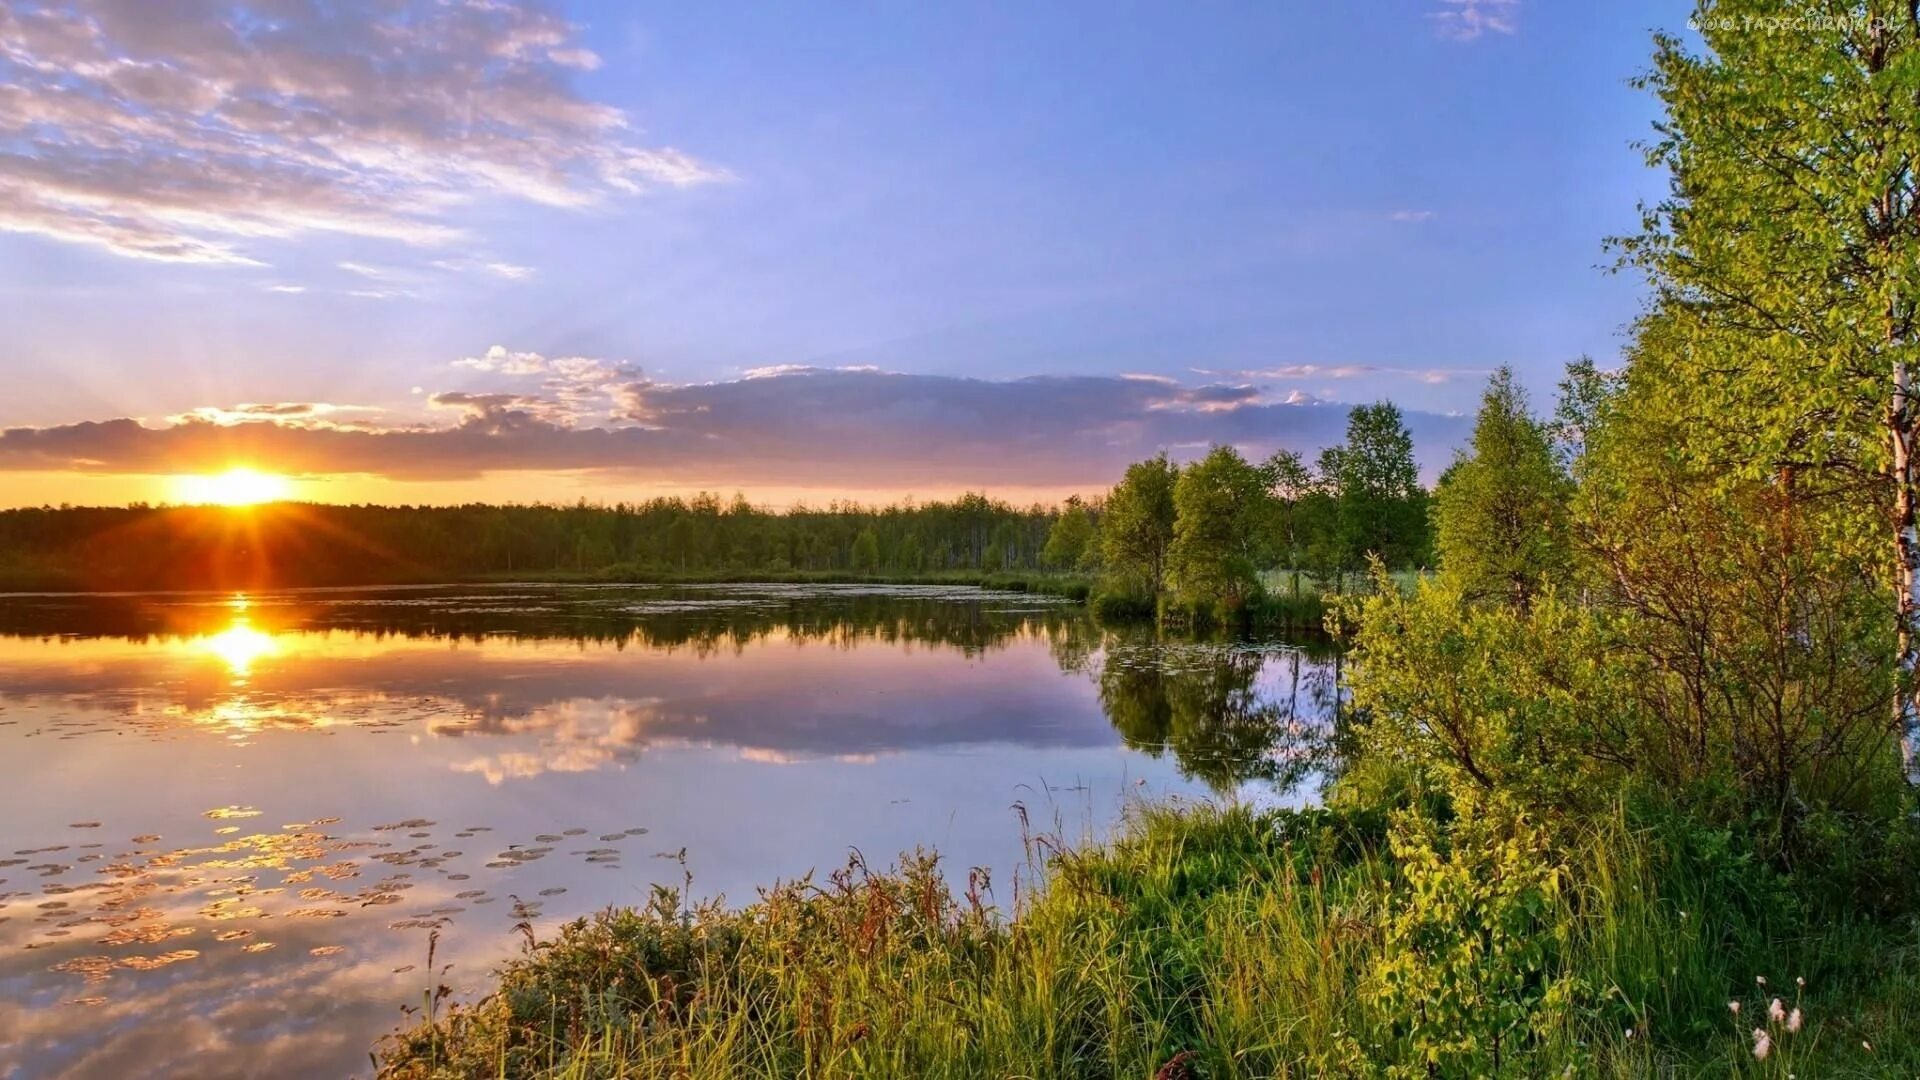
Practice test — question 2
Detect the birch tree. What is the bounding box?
[1615,0,1920,774]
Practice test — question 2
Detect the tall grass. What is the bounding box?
[376,801,1919,1079]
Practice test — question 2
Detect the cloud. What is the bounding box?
[432,257,537,281]
[1389,209,1436,223]
[0,1,727,265]
[452,345,640,418]
[0,358,1468,486]
[1429,0,1519,41]
[1211,363,1484,386]
[165,402,382,428]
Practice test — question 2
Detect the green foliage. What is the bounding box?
[376,798,1920,1080]
[1100,453,1179,600]
[0,492,1077,590]
[1042,495,1096,570]
[1433,366,1571,609]
[1613,0,1920,780]
[1318,402,1429,583]
[850,528,879,571]
[1351,802,1582,1078]
[1344,572,1633,814]
[1262,448,1316,577]
[1091,406,1434,624]
[1612,1,1915,503]
[1168,445,1272,616]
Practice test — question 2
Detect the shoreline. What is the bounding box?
[372,798,1920,1078]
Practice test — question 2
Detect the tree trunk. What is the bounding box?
[1892,355,1918,783]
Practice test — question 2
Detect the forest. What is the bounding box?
[0,401,1430,604]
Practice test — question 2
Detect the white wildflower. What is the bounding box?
[1753,1028,1772,1060]
[1786,1007,1803,1033]
[1768,997,1786,1023]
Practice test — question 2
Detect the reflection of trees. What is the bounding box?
[7,586,1341,795]
[1098,635,1329,796]
[0,589,1090,659]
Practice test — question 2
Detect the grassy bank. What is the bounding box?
[375,800,1920,1078]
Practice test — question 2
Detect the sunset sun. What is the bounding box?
[170,467,291,507]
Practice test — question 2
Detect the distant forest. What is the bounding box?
[0,403,1429,596]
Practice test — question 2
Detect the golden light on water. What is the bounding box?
[169,467,291,507]
[201,618,279,678]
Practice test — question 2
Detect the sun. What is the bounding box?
[170,467,291,507]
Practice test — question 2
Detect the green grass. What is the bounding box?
[374,800,1920,1079]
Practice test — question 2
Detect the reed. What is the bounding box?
[376,799,1919,1078]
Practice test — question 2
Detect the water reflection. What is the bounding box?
[198,619,277,681]
[1094,639,1335,794]
[0,584,1334,1079]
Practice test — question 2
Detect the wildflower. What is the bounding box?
[1787,1008,1802,1033]
[1753,1028,1772,1060]
[1795,975,1804,989]
[1728,1001,1740,1015]
[1756,975,1768,987]
[1768,997,1786,1023]
[1864,1040,1873,1051]
[1625,1027,1634,1040]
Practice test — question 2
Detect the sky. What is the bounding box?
[0,0,1687,508]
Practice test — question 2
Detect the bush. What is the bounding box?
[1090,589,1157,622]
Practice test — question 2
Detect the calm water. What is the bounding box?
[0,583,1334,1079]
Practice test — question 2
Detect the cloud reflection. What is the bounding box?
[0,584,1336,1076]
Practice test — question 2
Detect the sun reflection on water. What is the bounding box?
[200,617,278,680]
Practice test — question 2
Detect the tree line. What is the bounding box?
[0,406,1433,597]
[1086,400,1427,620]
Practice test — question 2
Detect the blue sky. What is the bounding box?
[0,0,1688,505]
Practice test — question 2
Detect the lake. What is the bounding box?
[0,583,1334,1079]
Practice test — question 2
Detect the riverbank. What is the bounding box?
[374,799,1920,1079]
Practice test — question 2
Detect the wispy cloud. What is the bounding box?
[1389,209,1437,223]
[0,1,727,266]
[1208,363,1485,386]
[1429,0,1520,42]
[165,402,383,429]
[432,257,537,281]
